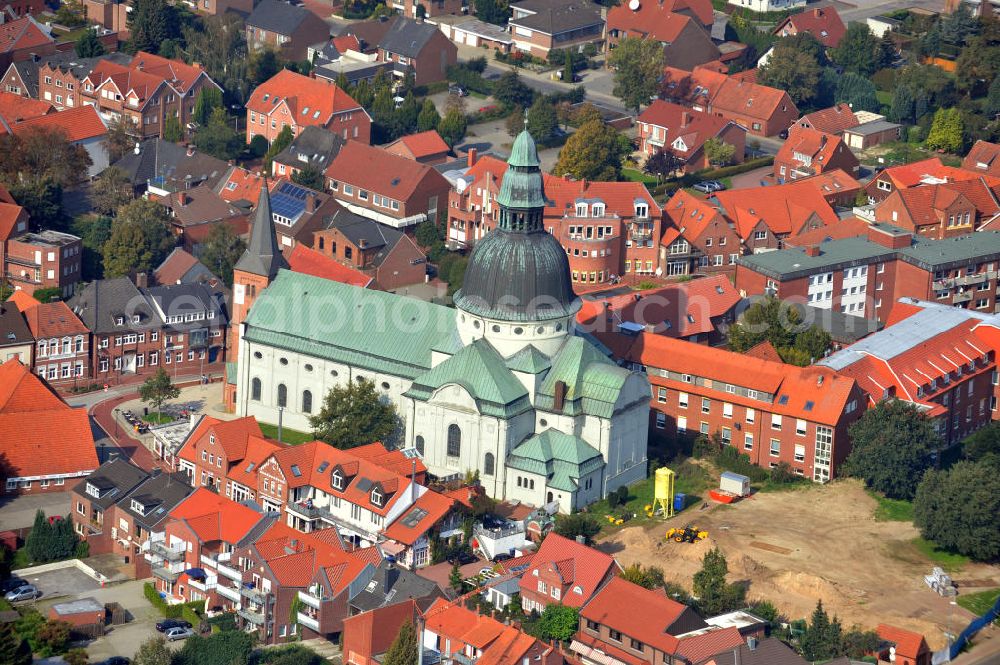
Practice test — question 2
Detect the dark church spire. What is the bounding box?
[234,179,288,279]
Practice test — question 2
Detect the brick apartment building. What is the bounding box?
[245,0,330,62]
[736,225,1000,323]
[81,52,222,139]
[70,458,149,551]
[872,177,1000,239]
[660,189,744,277]
[624,333,864,481]
[864,157,982,204]
[13,296,92,388]
[396,0,465,18]
[11,52,130,109]
[508,0,606,58]
[5,230,82,298]
[377,16,457,87]
[246,70,370,145]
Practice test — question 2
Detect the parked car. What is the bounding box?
[693,180,724,194]
[156,618,192,633]
[447,550,477,565]
[1,577,28,593]
[492,552,513,563]
[5,585,40,602]
[165,627,194,641]
[102,657,131,665]
[448,85,468,97]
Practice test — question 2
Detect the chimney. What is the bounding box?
[135,272,148,288]
[582,179,588,191]
[306,193,318,213]
[382,560,399,592]
[410,458,418,503]
[804,245,820,257]
[359,238,368,249]
[867,224,912,249]
[467,147,478,168]
[553,380,567,411]
[814,8,822,16]
[681,111,692,127]
[575,535,585,544]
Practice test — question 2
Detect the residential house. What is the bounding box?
[69,458,148,552]
[295,544,382,641]
[0,16,54,72]
[380,490,460,570]
[192,0,251,19]
[34,52,131,110]
[0,301,32,364]
[872,178,1000,239]
[773,126,860,183]
[874,624,931,665]
[9,105,109,176]
[341,600,422,665]
[607,0,720,72]
[636,100,746,171]
[81,52,222,139]
[963,140,1000,178]
[519,532,618,613]
[0,0,45,19]
[733,0,806,14]
[773,7,847,48]
[710,180,840,252]
[661,65,800,137]
[215,166,266,206]
[348,558,443,616]
[863,157,981,204]
[245,69,370,145]
[626,333,863,481]
[112,139,231,196]
[271,126,345,181]
[245,0,331,62]
[385,130,450,165]
[264,179,343,249]
[508,0,606,58]
[819,299,1000,447]
[0,89,51,122]
[793,169,863,208]
[396,0,465,18]
[82,0,128,33]
[312,208,427,290]
[692,638,811,665]
[325,140,451,229]
[285,242,373,288]
[154,247,225,290]
[173,415,275,495]
[160,185,249,250]
[5,229,82,298]
[0,360,98,494]
[842,118,903,150]
[794,103,860,136]
[12,295,91,388]
[377,16,457,86]
[734,225,1000,322]
[0,191,30,289]
[576,274,743,347]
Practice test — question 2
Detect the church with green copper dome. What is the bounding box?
[233,128,650,514]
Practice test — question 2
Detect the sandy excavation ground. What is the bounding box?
[596,480,1000,649]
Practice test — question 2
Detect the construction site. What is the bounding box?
[596,479,1000,650]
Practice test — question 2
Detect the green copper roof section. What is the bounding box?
[505,345,552,375]
[508,129,541,168]
[536,337,629,418]
[243,270,459,379]
[496,129,546,211]
[507,429,604,492]
[226,361,237,385]
[404,339,532,418]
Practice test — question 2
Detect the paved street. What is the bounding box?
[830,0,945,23]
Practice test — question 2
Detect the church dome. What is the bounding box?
[454,129,579,323]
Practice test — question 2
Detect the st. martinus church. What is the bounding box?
[227,128,650,512]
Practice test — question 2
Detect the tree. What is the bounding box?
[914,461,1000,560]
[925,107,964,154]
[552,513,601,544]
[163,115,184,143]
[553,118,631,181]
[383,621,418,665]
[438,108,468,148]
[961,422,1000,469]
[34,620,71,657]
[72,214,113,280]
[890,84,917,124]
[182,14,252,106]
[643,149,682,182]
[310,378,400,449]
[0,621,31,665]
[506,106,526,137]
[132,637,173,665]
[608,37,665,113]
[75,30,106,58]
[986,76,1000,118]
[140,368,180,419]
[126,0,179,54]
[727,297,830,366]
[562,49,574,84]
[263,125,294,174]
[940,4,979,45]
[193,86,224,126]
[92,167,134,216]
[64,648,89,665]
[194,108,242,161]
[104,116,135,164]
[417,99,441,132]
[493,71,534,110]
[102,198,174,277]
[620,563,666,590]
[474,0,509,24]
[449,562,464,592]
[757,44,821,106]
[703,138,735,167]
[198,223,245,287]
[692,548,745,616]
[25,510,53,563]
[831,23,883,76]
[535,605,579,642]
[835,73,879,113]
[0,126,91,188]
[8,179,66,230]
[292,165,326,192]
[249,49,282,86]
[844,400,938,500]
[415,220,442,248]
[177,630,254,665]
[526,98,558,145]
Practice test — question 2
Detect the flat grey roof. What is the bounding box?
[53,597,103,615]
[847,119,902,135]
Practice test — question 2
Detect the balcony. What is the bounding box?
[200,552,232,568]
[286,501,378,543]
[240,585,269,604]
[188,575,217,592]
[152,564,182,582]
[296,611,320,632]
[217,562,242,581]
[216,584,241,603]
[151,542,185,561]
[238,608,265,625]
[954,292,974,303]
[297,590,322,610]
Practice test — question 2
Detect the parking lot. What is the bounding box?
[12,564,101,603]
[0,491,74,530]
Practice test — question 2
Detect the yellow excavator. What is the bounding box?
[666,525,708,543]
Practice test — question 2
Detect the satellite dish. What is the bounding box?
[629,0,640,9]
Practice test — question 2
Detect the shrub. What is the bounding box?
[616,485,629,505]
[607,490,620,509]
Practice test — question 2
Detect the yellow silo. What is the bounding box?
[653,467,675,518]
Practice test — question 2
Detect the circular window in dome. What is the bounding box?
[536,326,544,334]
[492,325,501,333]
[331,370,339,377]
[473,320,481,329]
[381,382,390,390]
[253,352,262,359]
[279,357,288,366]
[304,364,313,372]
[539,418,548,427]
[514,327,524,335]
[555,323,563,332]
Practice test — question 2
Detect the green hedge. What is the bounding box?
[700,155,774,180]
[143,582,202,620]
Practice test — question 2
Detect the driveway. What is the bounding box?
[0,491,74,530]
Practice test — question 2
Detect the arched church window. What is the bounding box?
[447,425,461,457]
[484,453,495,476]
[302,390,312,413]
[415,436,424,456]
[251,378,261,401]
[277,383,287,408]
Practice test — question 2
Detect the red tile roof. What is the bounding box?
[84,52,215,113]
[247,70,363,127]
[10,105,107,143]
[0,202,26,241]
[712,179,839,238]
[637,101,734,159]
[324,140,449,201]
[664,66,797,124]
[177,415,264,467]
[579,577,685,654]
[21,301,88,339]
[676,627,745,662]
[6,290,39,312]
[518,533,617,608]
[216,166,266,204]
[0,16,52,55]
[776,125,854,175]
[607,0,713,32]
[386,130,450,161]
[784,216,870,247]
[963,140,1000,177]
[878,157,979,190]
[577,274,741,339]
[544,176,658,220]
[169,487,266,544]
[350,442,427,476]
[0,91,53,126]
[795,168,863,201]
[663,188,727,242]
[250,521,363,588]
[0,360,98,480]
[332,34,361,53]
[774,7,847,48]
[343,599,421,663]
[382,489,453,545]
[797,103,859,135]
[876,624,928,660]
[422,598,550,663]
[287,243,373,288]
[227,435,286,488]
[744,339,783,362]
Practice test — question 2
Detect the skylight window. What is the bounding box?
[313,110,320,119]
[302,106,310,116]
[291,464,302,478]
[804,401,814,411]
[317,461,329,473]
[778,395,789,405]
[262,93,269,101]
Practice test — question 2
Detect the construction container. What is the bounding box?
[719,472,751,497]
[674,493,686,511]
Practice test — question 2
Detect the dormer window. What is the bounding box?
[130,499,145,515]
[85,483,101,498]
[116,317,124,325]
[331,470,344,490]
[370,488,383,506]
[592,203,605,217]
[635,203,648,218]
[575,203,588,217]
[209,435,215,445]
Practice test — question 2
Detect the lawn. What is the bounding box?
[143,412,176,426]
[869,491,915,522]
[622,168,658,185]
[258,422,313,445]
[912,537,970,572]
[956,588,1000,618]
[588,459,712,531]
